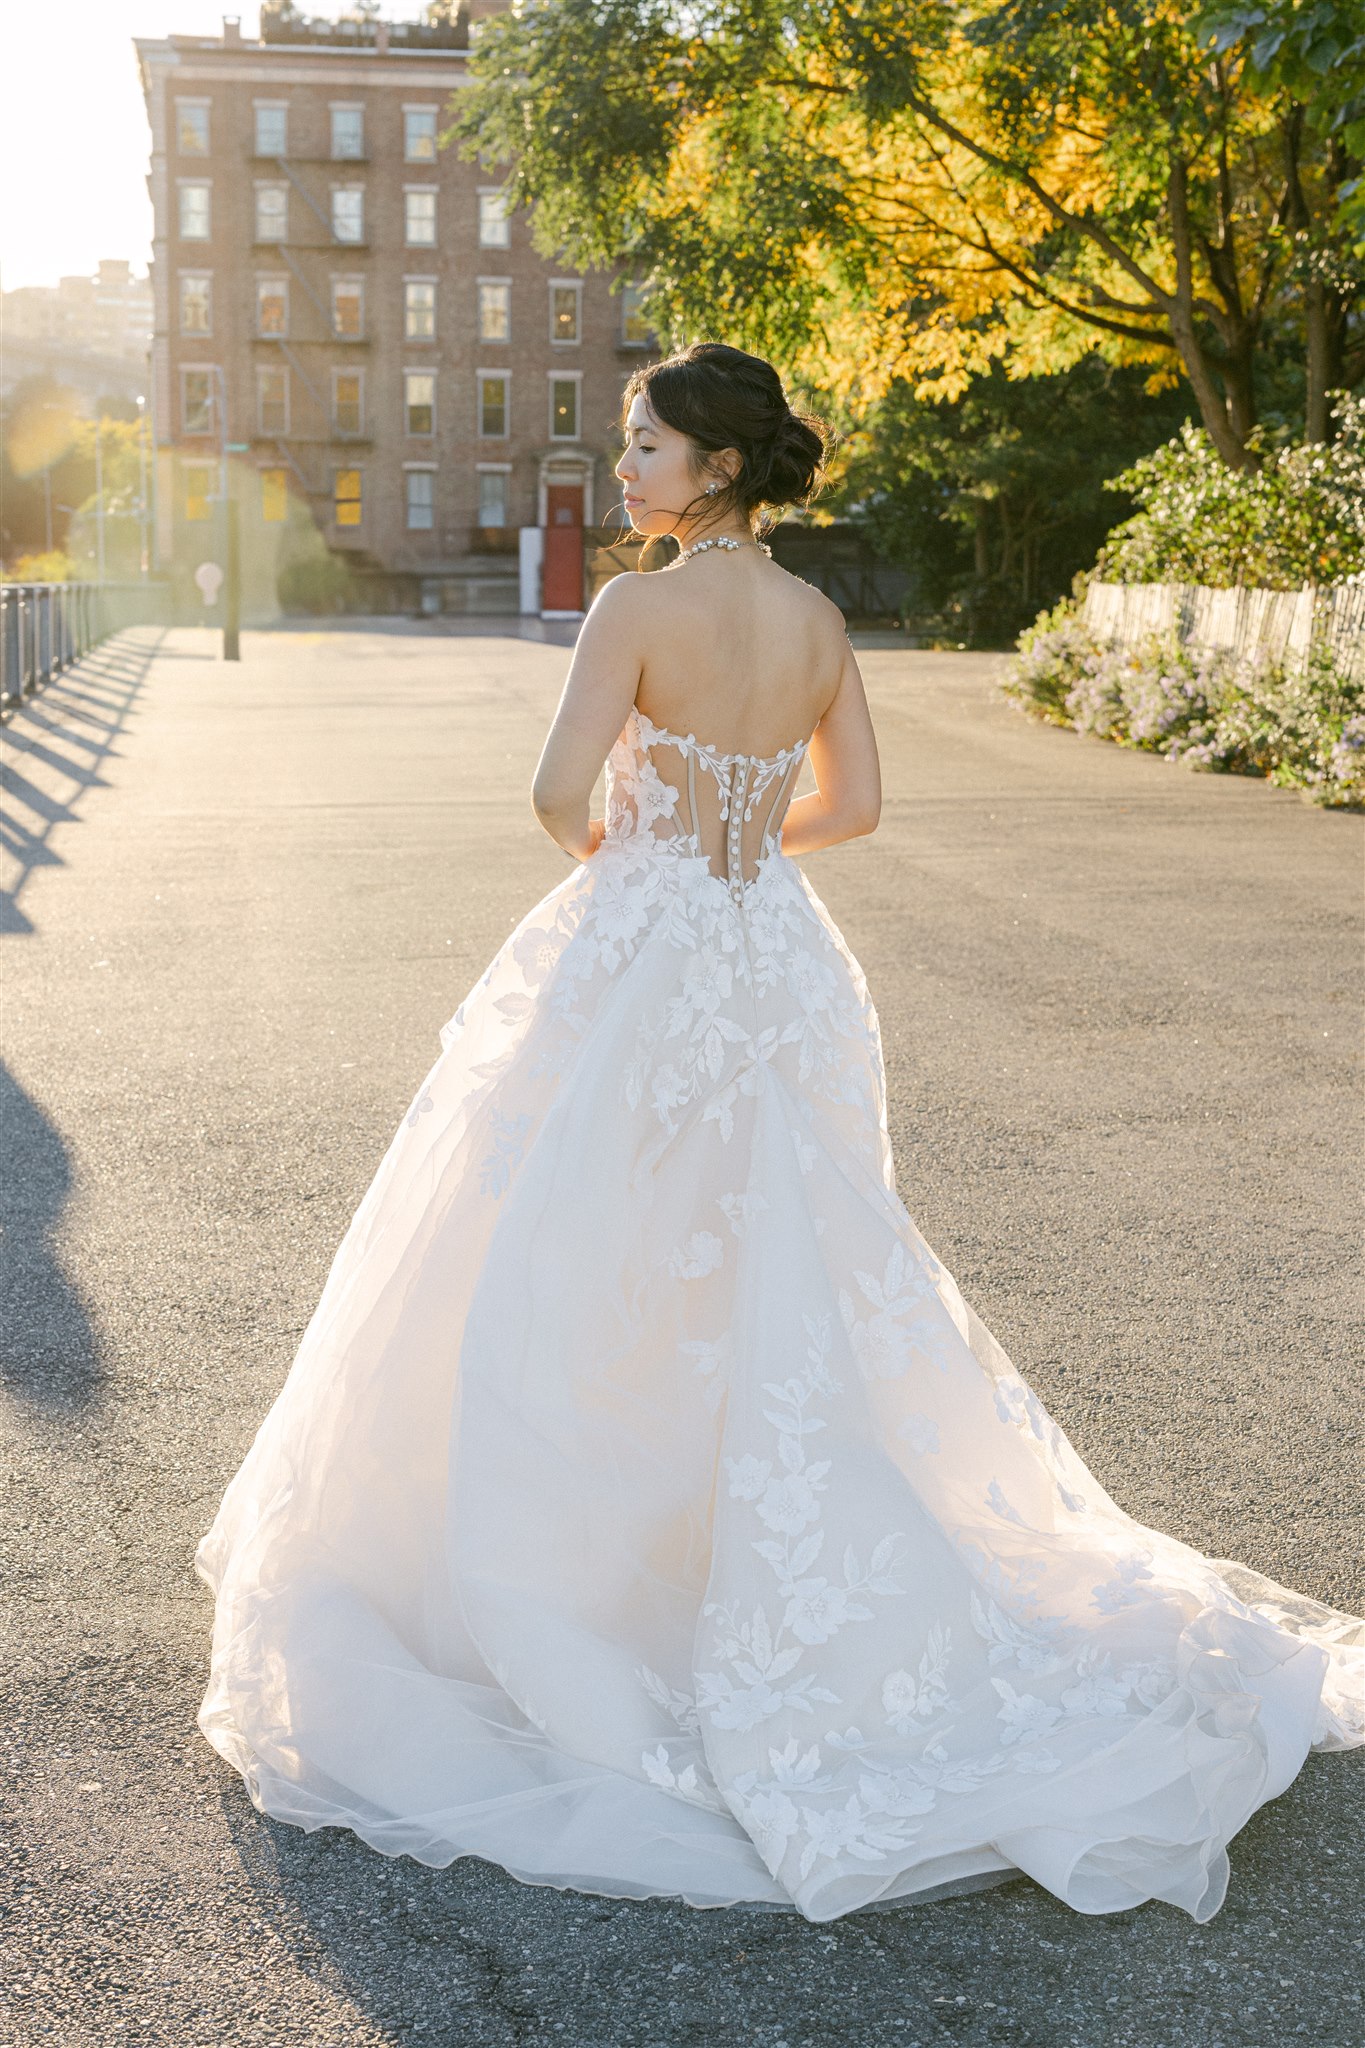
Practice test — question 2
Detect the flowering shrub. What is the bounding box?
[1002,620,1365,809]
[1098,395,1365,590]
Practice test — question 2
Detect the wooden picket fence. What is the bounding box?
[1082,578,1365,682]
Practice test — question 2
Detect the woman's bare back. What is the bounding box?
[633,551,847,753]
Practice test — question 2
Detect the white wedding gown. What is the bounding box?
[197,703,1363,1925]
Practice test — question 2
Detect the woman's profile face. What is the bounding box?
[614,393,719,536]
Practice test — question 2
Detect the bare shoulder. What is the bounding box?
[770,560,849,638]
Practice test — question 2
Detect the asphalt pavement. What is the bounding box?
[2,621,1361,2048]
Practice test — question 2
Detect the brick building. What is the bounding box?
[135,5,658,614]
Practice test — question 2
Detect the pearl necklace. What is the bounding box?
[670,534,774,567]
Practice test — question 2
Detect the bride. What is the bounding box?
[196,341,1362,1925]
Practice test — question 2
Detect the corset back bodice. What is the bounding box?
[606,707,810,904]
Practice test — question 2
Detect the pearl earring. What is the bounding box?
[705,482,721,495]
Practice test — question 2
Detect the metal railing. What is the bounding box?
[0,582,167,718]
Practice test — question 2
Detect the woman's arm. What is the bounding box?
[530,576,645,860]
[778,637,882,858]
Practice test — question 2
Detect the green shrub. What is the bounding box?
[1099,394,1365,590]
[1002,616,1365,809]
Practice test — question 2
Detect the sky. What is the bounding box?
[1,4,437,293]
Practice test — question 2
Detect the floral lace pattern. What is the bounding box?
[197,698,1365,1929]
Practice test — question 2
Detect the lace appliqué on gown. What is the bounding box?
[194,703,1364,1927]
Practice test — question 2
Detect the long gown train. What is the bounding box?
[196,705,1363,1924]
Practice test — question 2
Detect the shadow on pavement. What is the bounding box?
[0,628,162,937]
[0,1061,104,1413]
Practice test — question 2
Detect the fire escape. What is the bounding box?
[252,152,378,564]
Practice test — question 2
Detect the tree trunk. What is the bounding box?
[1168,160,1257,471]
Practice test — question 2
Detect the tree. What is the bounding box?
[1,379,145,576]
[828,355,1192,642]
[446,0,1363,468]
[1198,0,1365,437]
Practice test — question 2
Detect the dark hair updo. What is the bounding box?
[619,340,832,543]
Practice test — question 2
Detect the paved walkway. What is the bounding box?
[3,625,1361,2048]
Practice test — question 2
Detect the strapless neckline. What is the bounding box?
[632,705,810,770]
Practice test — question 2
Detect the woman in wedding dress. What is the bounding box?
[197,341,1362,1926]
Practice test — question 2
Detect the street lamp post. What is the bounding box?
[209,365,241,662]
[136,393,150,579]
[94,417,107,583]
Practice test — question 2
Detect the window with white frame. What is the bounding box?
[404,371,435,436]
[179,182,211,240]
[330,104,365,159]
[257,364,289,436]
[404,106,437,161]
[620,282,652,346]
[183,460,215,522]
[549,282,581,345]
[254,101,288,155]
[177,100,210,154]
[404,189,436,246]
[477,188,510,247]
[404,280,436,341]
[255,277,288,337]
[477,469,509,527]
[332,369,363,436]
[181,367,215,435]
[477,371,508,437]
[254,183,287,242]
[478,281,510,342]
[549,374,580,440]
[405,467,435,530]
[331,185,365,244]
[179,274,211,335]
[331,276,364,339]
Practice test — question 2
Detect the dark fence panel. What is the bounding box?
[0,582,171,718]
[584,521,911,622]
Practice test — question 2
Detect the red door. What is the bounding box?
[542,484,585,611]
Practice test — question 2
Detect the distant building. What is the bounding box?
[2,261,155,407]
[135,4,660,613]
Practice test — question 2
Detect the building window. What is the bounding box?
[334,468,362,528]
[183,460,215,521]
[404,189,437,246]
[332,186,365,244]
[179,182,211,240]
[549,375,579,440]
[333,370,364,436]
[404,371,435,436]
[177,101,210,154]
[255,183,287,242]
[331,104,365,160]
[477,371,508,438]
[550,283,581,345]
[404,106,437,161]
[260,468,288,522]
[256,277,288,337]
[478,189,510,247]
[331,277,363,339]
[179,275,211,335]
[181,367,215,435]
[257,365,289,436]
[620,283,652,346]
[478,281,510,342]
[405,468,435,530]
[404,280,436,341]
[254,102,288,155]
[477,470,508,527]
